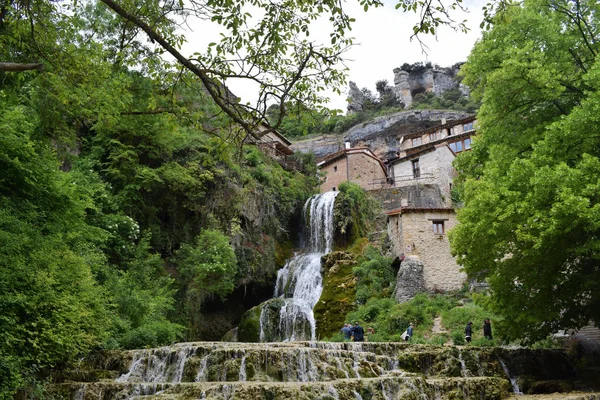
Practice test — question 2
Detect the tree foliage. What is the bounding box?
[450,0,600,342]
[0,2,320,396]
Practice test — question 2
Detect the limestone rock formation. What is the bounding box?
[393,257,426,303]
[392,68,412,107]
[392,65,466,108]
[50,341,600,399]
[346,81,365,115]
[291,109,472,161]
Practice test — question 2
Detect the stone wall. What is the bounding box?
[390,146,456,207]
[388,210,466,292]
[320,152,387,192]
[371,185,444,211]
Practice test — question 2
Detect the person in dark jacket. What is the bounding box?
[352,322,365,342]
[465,321,473,343]
[483,319,492,340]
[340,324,352,341]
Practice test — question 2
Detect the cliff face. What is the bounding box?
[347,65,468,114]
[291,109,471,161]
[391,67,467,108]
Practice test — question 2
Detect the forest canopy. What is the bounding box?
[451,0,600,342]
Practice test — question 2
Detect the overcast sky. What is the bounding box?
[181,0,486,112]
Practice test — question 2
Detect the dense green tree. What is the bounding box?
[450,0,600,342]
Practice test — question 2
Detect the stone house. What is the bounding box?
[317,145,387,193]
[386,116,476,294]
[387,116,476,207]
[254,125,295,160]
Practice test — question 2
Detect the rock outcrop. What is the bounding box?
[314,251,357,339]
[392,65,465,108]
[393,257,426,303]
[346,81,365,114]
[291,109,471,161]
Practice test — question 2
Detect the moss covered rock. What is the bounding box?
[237,303,264,342]
[314,251,358,339]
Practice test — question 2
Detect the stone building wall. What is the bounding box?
[388,210,466,292]
[371,185,444,211]
[320,152,387,192]
[390,146,456,207]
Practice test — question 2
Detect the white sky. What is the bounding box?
[180,0,486,112]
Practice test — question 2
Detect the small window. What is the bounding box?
[464,138,471,150]
[429,132,438,141]
[412,137,422,146]
[433,221,445,235]
[463,122,474,131]
[455,141,463,152]
[449,142,457,152]
[411,159,420,178]
[334,166,338,172]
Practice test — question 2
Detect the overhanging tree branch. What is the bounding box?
[100,0,262,140]
[0,62,44,72]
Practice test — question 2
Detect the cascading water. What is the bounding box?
[259,191,338,342]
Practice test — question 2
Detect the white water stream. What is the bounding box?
[259,191,338,342]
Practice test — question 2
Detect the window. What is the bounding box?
[333,166,337,172]
[463,122,474,131]
[449,138,472,153]
[411,159,420,178]
[429,132,440,141]
[411,137,422,147]
[433,221,445,235]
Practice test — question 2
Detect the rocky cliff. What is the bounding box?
[291,109,472,161]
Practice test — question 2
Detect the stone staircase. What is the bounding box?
[51,341,599,399]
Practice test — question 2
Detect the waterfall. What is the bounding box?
[499,359,523,395]
[259,191,338,342]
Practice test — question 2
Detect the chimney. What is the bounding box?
[345,142,351,149]
[441,118,447,125]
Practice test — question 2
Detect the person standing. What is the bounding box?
[405,322,414,341]
[483,319,492,340]
[465,321,473,343]
[340,323,352,341]
[352,322,365,342]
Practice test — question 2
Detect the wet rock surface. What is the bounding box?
[51,341,599,399]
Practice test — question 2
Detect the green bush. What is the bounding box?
[441,302,498,343]
[344,294,458,341]
[334,182,382,245]
[452,331,465,345]
[353,246,395,304]
[119,320,183,349]
[176,229,238,300]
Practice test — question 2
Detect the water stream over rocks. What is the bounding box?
[50,192,600,399]
[257,191,338,342]
[52,341,600,399]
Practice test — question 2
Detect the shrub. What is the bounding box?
[119,320,183,349]
[452,331,465,345]
[353,246,395,304]
[441,301,498,343]
[176,229,237,299]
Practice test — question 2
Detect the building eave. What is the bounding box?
[387,207,456,216]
